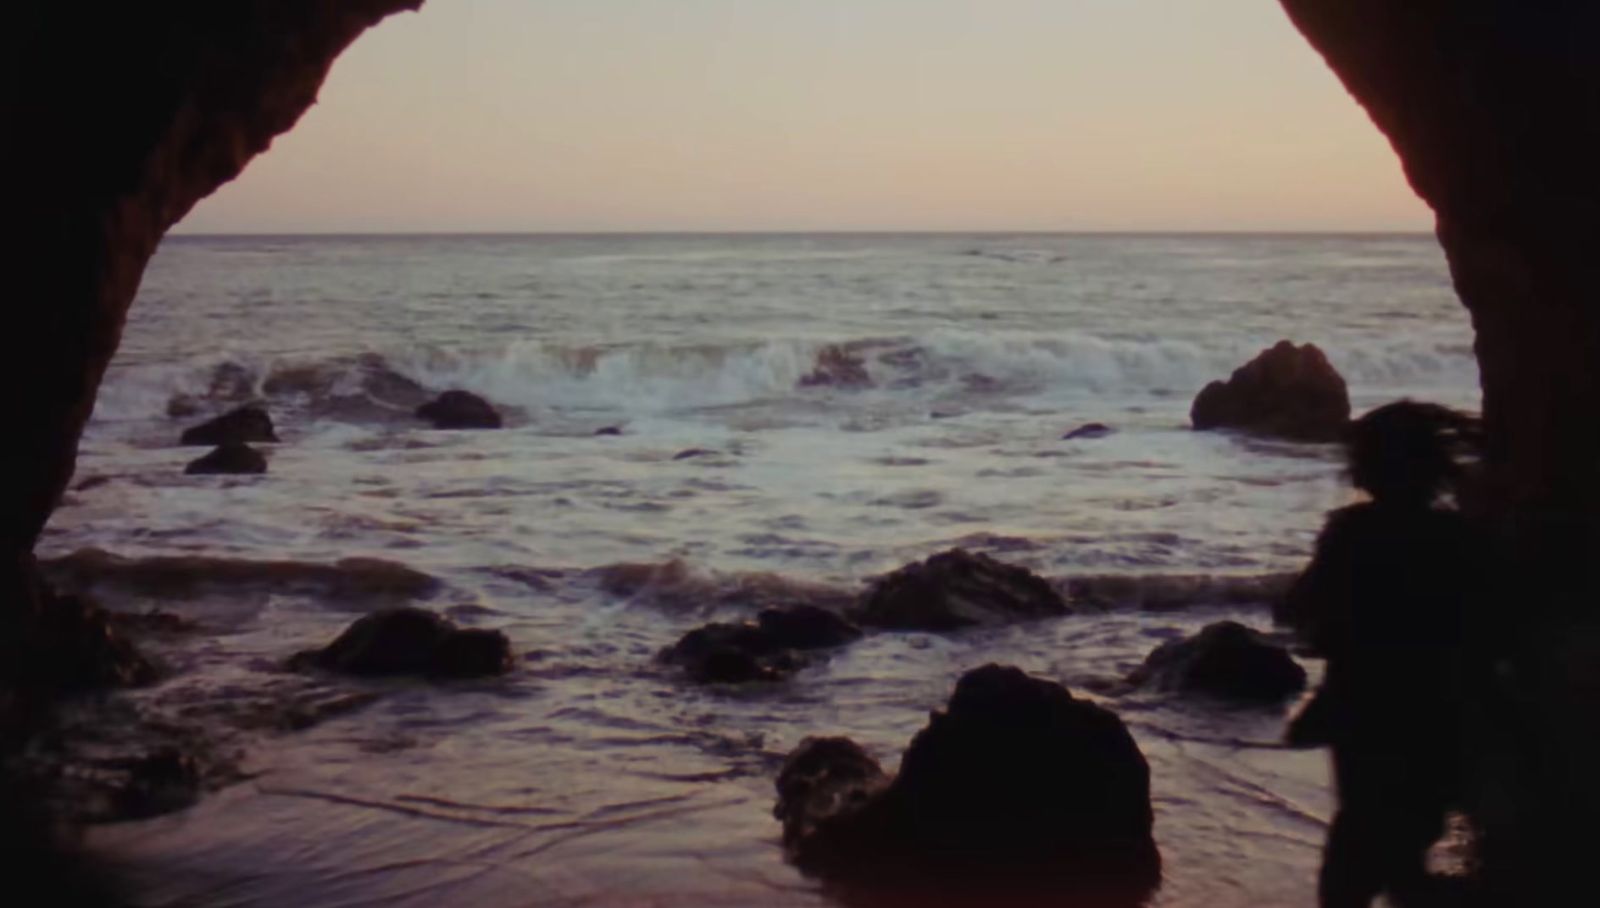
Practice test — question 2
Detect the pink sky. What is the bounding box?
[179,0,1432,234]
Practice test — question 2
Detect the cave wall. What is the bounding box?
[0,1,422,608]
[1279,0,1600,537]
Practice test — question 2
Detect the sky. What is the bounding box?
[178,0,1434,234]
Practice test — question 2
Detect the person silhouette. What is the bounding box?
[1280,401,1490,908]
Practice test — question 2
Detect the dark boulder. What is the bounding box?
[184,442,267,475]
[1061,422,1113,440]
[852,549,1069,631]
[798,345,872,389]
[1128,620,1307,703]
[1190,340,1350,442]
[660,605,863,683]
[777,664,1161,902]
[775,737,890,849]
[593,425,623,436]
[672,448,716,461]
[179,405,278,446]
[293,607,512,679]
[415,390,502,430]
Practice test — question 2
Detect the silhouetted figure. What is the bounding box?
[1282,401,1489,908]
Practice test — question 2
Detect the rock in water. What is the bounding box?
[179,406,278,446]
[1061,422,1114,440]
[1190,340,1350,442]
[660,605,863,683]
[415,390,502,430]
[293,607,512,679]
[184,442,267,475]
[852,549,1069,631]
[776,664,1161,902]
[798,345,872,389]
[1128,620,1307,703]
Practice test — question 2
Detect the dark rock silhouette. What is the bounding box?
[293,607,512,679]
[179,405,278,446]
[594,425,623,436]
[0,587,158,694]
[672,448,716,461]
[661,605,862,683]
[852,549,1069,631]
[1061,422,1113,440]
[184,442,267,475]
[798,345,872,389]
[776,665,1160,903]
[1191,340,1350,442]
[1128,620,1307,703]
[415,390,502,430]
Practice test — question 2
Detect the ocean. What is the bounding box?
[42,233,1479,906]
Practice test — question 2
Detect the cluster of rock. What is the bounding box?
[174,389,505,476]
[290,606,513,680]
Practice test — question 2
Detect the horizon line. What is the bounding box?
[168,227,1435,239]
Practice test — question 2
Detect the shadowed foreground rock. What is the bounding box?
[184,442,267,475]
[415,390,502,430]
[178,406,278,446]
[661,606,862,683]
[293,607,512,679]
[852,549,1069,631]
[1128,620,1306,703]
[1191,340,1350,442]
[776,665,1160,905]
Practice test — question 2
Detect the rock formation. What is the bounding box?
[1190,340,1350,442]
[1128,620,1307,703]
[852,549,1070,631]
[415,389,503,430]
[775,664,1160,903]
[1279,4,1600,897]
[292,606,513,680]
[184,442,268,475]
[660,605,862,683]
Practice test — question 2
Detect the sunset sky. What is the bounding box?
[179,0,1433,234]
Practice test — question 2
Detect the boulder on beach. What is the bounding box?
[415,390,502,430]
[798,345,872,389]
[1128,620,1307,703]
[660,605,863,683]
[184,442,267,475]
[179,405,278,446]
[851,549,1069,631]
[292,607,513,679]
[776,664,1161,901]
[1190,340,1350,442]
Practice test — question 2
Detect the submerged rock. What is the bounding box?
[184,442,267,475]
[798,345,872,389]
[415,390,502,430]
[293,607,513,679]
[777,664,1161,902]
[1191,340,1350,442]
[852,549,1069,631]
[1061,421,1114,440]
[661,605,863,683]
[1129,620,1306,703]
[672,448,716,461]
[179,405,278,446]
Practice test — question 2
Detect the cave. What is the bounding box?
[4,0,1598,900]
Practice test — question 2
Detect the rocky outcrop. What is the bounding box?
[1,0,423,630]
[852,549,1069,631]
[1190,341,1350,442]
[660,605,863,683]
[291,607,512,679]
[184,442,267,475]
[180,406,277,446]
[798,345,872,389]
[776,665,1160,902]
[415,390,502,430]
[1128,620,1307,703]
